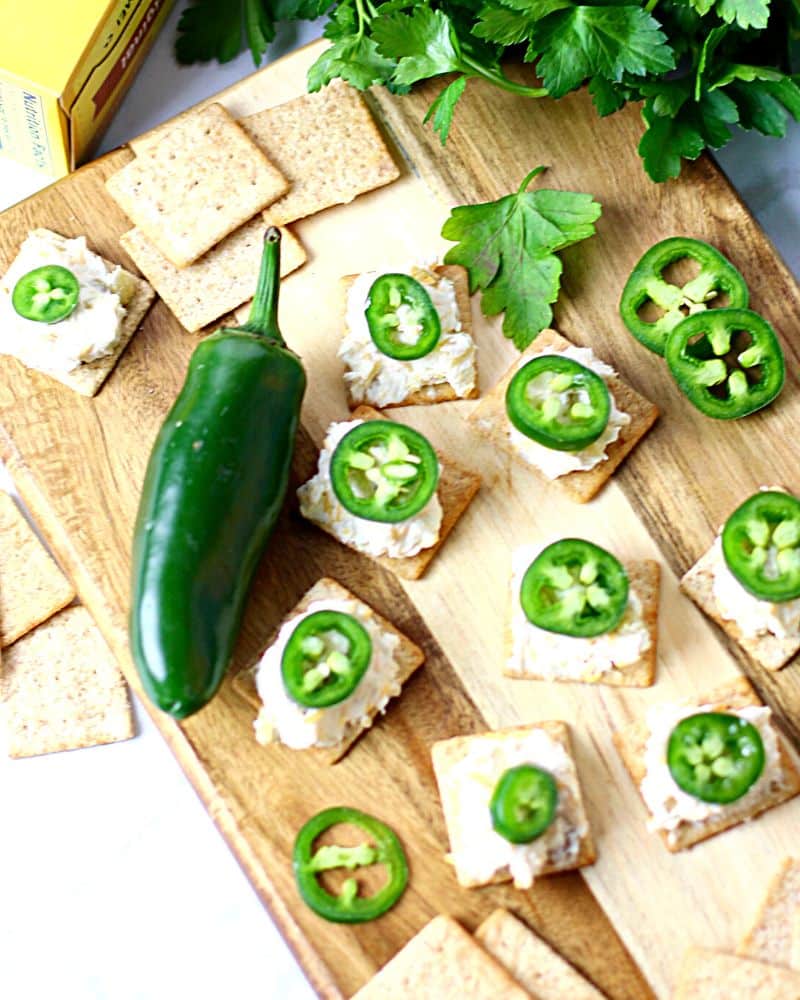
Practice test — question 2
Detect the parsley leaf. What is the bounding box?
[715,0,770,30]
[528,6,675,98]
[176,0,246,64]
[373,8,462,86]
[308,34,395,91]
[588,76,626,116]
[638,101,705,182]
[423,75,468,144]
[245,0,275,65]
[441,167,602,350]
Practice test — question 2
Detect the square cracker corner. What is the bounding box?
[737,856,800,968]
[674,947,800,999]
[468,328,658,503]
[680,544,800,671]
[613,676,800,852]
[231,576,424,765]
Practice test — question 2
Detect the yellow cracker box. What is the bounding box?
[0,0,174,177]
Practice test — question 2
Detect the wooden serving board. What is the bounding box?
[2,39,800,999]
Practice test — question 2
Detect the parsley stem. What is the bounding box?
[644,0,658,11]
[354,0,368,37]
[518,166,547,193]
[460,55,548,99]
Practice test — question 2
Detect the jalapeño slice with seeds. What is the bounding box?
[506,355,611,452]
[667,712,765,804]
[490,764,558,844]
[520,539,629,638]
[330,420,439,524]
[293,806,409,923]
[12,265,80,324]
[281,610,372,708]
[665,308,784,420]
[619,237,749,355]
[722,491,800,602]
[365,273,441,361]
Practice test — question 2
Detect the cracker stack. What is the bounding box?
[110,86,400,333]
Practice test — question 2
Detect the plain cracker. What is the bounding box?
[0,606,133,758]
[468,329,658,503]
[231,577,424,765]
[302,405,481,581]
[351,914,532,1000]
[341,264,479,409]
[475,908,606,1000]
[504,559,660,687]
[106,103,288,268]
[120,221,306,332]
[431,721,595,889]
[240,80,400,227]
[0,492,75,646]
[738,857,800,968]
[613,676,800,852]
[681,544,800,671]
[674,947,800,999]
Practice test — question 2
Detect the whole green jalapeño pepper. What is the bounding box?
[281,610,372,708]
[293,807,409,923]
[722,491,800,602]
[619,237,749,355]
[490,764,558,844]
[665,308,784,420]
[506,354,611,452]
[130,229,306,719]
[667,712,765,804]
[366,273,441,360]
[520,539,629,638]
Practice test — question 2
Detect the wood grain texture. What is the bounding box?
[1,39,800,999]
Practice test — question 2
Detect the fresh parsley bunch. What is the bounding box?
[176,0,800,181]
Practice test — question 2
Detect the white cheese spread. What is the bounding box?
[297,419,443,559]
[639,701,783,847]
[710,536,800,640]
[253,598,402,749]
[507,545,651,680]
[339,264,476,406]
[446,728,588,889]
[0,229,136,375]
[503,344,630,479]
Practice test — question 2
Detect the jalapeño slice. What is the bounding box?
[490,764,558,844]
[722,491,800,602]
[667,712,765,804]
[506,355,611,452]
[330,420,439,524]
[665,308,785,420]
[620,237,749,355]
[521,539,629,638]
[12,265,80,324]
[365,273,441,361]
[281,610,372,709]
[293,806,409,923]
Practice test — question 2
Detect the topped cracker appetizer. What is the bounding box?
[469,328,658,502]
[682,488,800,671]
[0,228,154,396]
[338,263,477,409]
[298,406,480,580]
[507,538,660,687]
[614,676,800,852]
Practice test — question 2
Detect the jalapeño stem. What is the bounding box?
[239,227,284,344]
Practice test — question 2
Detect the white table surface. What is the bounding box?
[0,5,798,998]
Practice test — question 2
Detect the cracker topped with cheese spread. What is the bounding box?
[339,263,478,409]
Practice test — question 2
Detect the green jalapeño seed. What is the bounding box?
[722,491,800,602]
[667,712,765,804]
[12,265,80,324]
[281,610,372,709]
[490,764,558,843]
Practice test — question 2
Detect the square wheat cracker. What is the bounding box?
[504,558,660,687]
[738,857,800,968]
[240,80,400,227]
[120,222,306,332]
[674,947,800,999]
[340,264,479,409]
[0,492,75,647]
[475,908,606,999]
[468,329,658,503]
[299,405,481,581]
[106,103,288,268]
[0,606,133,758]
[351,914,532,1000]
[232,577,424,765]
[431,721,595,890]
[681,544,800,671]
[613,676,800,852]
